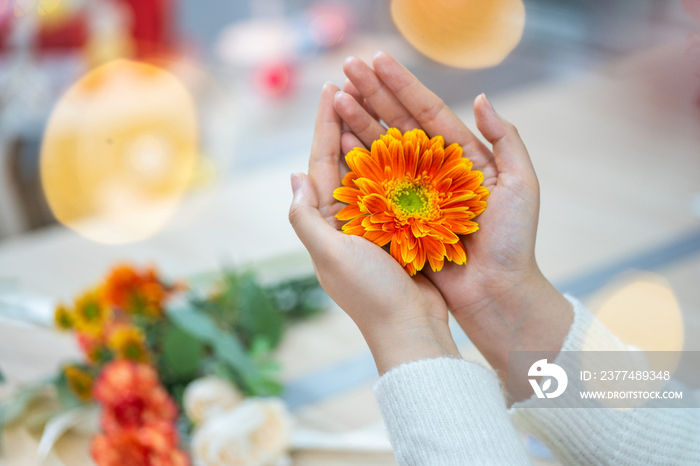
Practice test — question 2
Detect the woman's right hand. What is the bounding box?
[288,83,461,375]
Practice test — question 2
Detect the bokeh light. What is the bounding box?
[390,0,526,69]
[40,60,199,244]
[579,272,685,408]
[587,272,684,353]
[12,0,63,18]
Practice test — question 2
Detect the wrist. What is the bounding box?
[362,323,461,375]
[452,267,573,377]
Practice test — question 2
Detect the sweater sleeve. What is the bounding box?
[373,357,532,466]
[510,295,700,466]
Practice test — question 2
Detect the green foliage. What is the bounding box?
[164,270,326,397]
[163,326,205,379]
[167,305,273,396]
[265,275,326,320]
[0,366,4,383]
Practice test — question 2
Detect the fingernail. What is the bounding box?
[373,51,383,57]
[335,90,344,99]
[291,173,302,193]
[344,56,354,63]
[323,80,333,88]
[481,93,495,112]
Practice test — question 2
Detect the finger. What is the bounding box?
[289,172,338,257]
[343,79,380,121]
[341,131,366,155]
[473,94,535,177]
[343,56,421,132]
[309,82,343,212]
[371,52,493,162]
[343,79,363,104]
[334,90,386,148]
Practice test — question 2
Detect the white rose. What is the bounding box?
[191,398,292,466]
[183,377,244,425]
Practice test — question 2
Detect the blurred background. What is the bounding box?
[0,0,697,239]
[0,0,699,464]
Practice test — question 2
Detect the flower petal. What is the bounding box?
[360,193,390,214]
[429,223,460,244]
[354,177,384,196]
[347,151,384,180]
[336,204,362,221]
[334,187,362,204]
[342,171,358,187]
[342,216,366,236]
[445,242,467,265]
[364,230,394,247]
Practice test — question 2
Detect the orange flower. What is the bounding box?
[333,128,489,275]
[103,265,170,318]
[93,361,178,433]
[91,420,189,466]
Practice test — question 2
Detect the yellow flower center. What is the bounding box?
[83,302,100,321]
[387,179,439,221]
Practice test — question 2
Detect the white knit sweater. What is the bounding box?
[373,296,700,465]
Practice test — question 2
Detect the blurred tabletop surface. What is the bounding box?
[1,42,700,465]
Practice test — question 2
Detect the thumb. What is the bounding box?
[288,172,337,256]
[473,93,535,177]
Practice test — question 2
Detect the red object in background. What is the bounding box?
[116,0,174,59]
[0,0,175,57]
[254,62,296,99]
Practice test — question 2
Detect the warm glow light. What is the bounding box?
[587,272,684,352]
[13,0,63,18]
[40,60,199,244]
[390,0,526,69]
[581,272,685,409]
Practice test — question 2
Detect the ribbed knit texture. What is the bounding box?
[373,357,532,465]
[510,295,700,465]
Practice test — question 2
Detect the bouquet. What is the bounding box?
[0,264,325,466]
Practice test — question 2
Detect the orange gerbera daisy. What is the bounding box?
[103,265,169,318]
[334,128,489,275]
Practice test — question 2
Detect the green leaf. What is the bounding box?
[167,306,264,394]
[167,306,219,341]
[163,326,204,378]
[237,274,284,348]
[211,330,261,387]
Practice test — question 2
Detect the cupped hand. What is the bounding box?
[333,53,572,375]
[288,83,461,374]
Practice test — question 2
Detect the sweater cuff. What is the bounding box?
[374,357,531,466]
[557,294,627,353]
